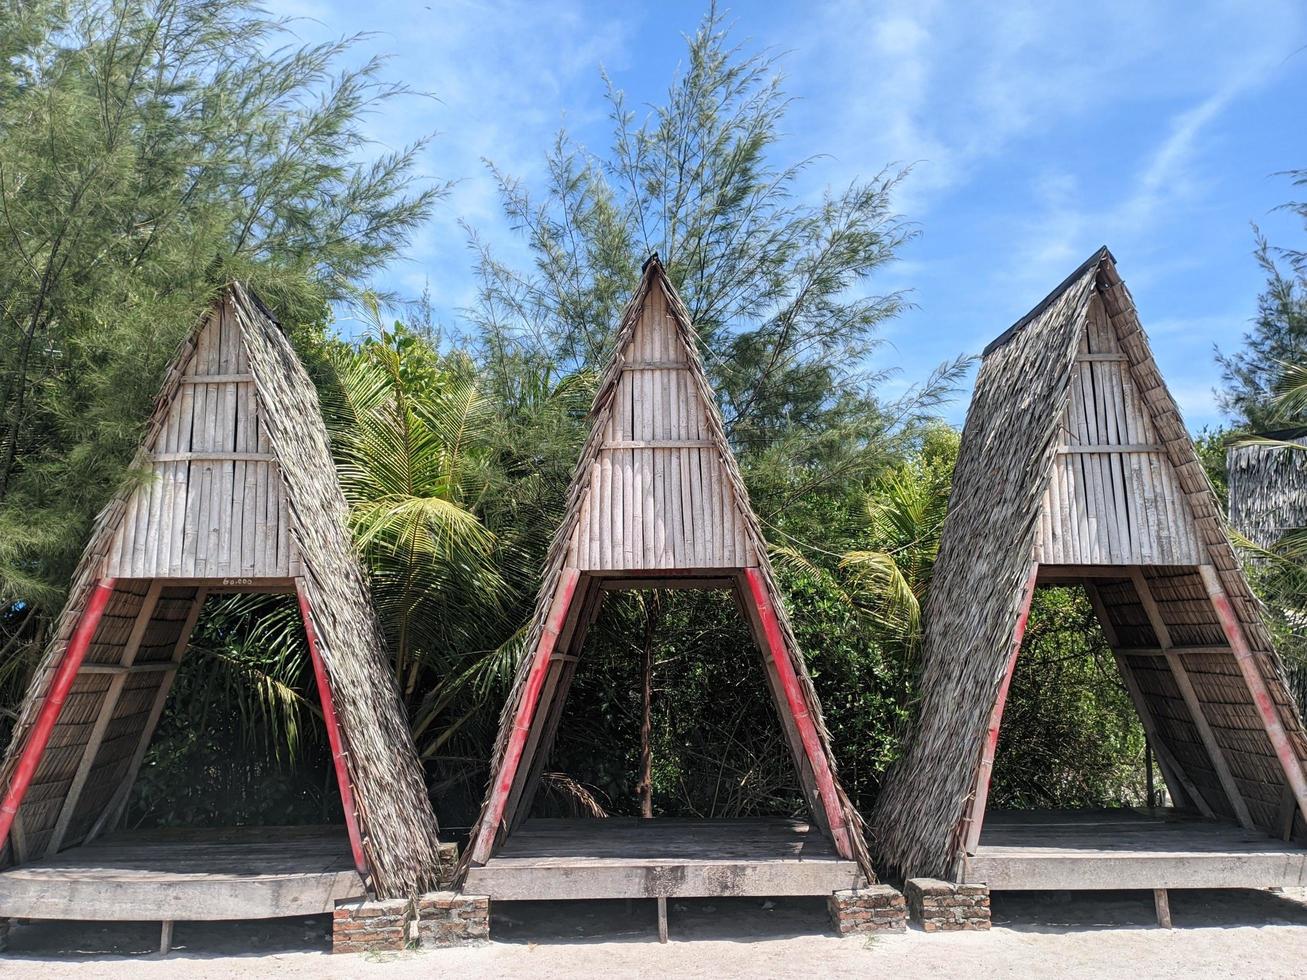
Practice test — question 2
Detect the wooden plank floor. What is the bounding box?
[0,825,365,921]
[963,809,1307,890]
[464,817,863,900]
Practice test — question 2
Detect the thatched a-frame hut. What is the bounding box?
[458,256,868,937]
[1228,430,1307,550]
[873,249,1307,915]
[0,285,443,945]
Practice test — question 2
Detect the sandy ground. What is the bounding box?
[5,888,1307,979]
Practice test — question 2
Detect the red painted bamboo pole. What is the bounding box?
[1198,565,1307,825]
[963,563,1038,855]
[471,566,581,865]
[0,578,116,854]
[296,582,369,880]
[743,567,853,859]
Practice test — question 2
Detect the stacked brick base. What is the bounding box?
[905,879,990,932]
[332,892,490,953]
[416,893,490,946]
[827,885,907,935]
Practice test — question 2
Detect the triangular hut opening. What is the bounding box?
[0,285,443,937]
[873,249,1307,912]
[460,257,867,919]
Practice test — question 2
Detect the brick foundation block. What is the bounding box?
[905,879,990,932]
[828,885,907,935]
[332,896,414,953]
[435,841,460,888]
[415,891,490,947]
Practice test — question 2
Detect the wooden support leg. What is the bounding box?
[1130,570,1255,829]
[49,581,165,855]
[470,567,582,865]
[159,920,174,954]
[964,563,1039,855]
[1199,565,1307,828]
[656,897,668,944]
[1153,889,1171,929]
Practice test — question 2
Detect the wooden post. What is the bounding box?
[0,578,117,854]
[1198,565,1307,827]
[656,896,668,943]
[963,563,1039,855]
[742,567,852,860]
[296,580,369,881]
[1085,583,1207,815]
[159,919,174,955]
[1131,570,1255,829]
[1153,889,1171,929]
[88,588,208,842]
[471,566,582,865]
[48,581,164,855]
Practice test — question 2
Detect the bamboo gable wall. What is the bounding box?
[1036,294,1203,565]
[107,295,297,580]
[567,285,754,571]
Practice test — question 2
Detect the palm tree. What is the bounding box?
[837,428,957,663]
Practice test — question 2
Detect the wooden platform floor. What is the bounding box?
[464,817,863,900]
[963,809,1307,890]
[0,825,364,921]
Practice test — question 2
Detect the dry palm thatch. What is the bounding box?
[457,255,872,883]
[873,248,1307,880]
[0,284,444,898]
[1228,431,1307,549]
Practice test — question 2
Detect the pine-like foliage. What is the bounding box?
[0,0,442,607]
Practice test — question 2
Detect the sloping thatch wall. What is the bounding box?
[0,285,443,898]
[1228,435,1307,549]
[873,249,1307,880]
[458,256,872,882]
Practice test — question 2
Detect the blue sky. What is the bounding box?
[271,0,1307,430]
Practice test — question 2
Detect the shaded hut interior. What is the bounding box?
[0,288,443,950]
[457,258,866,939]
[873,250,1307,919]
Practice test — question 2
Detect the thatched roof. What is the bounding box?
[1228,431,1307,549]
[0,284,444,898]
[457,256,872,882]
[873,249,1307,880]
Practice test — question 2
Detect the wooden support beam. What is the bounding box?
[1198,565,1307,829]
[601,440,715,450]
[159,919,174,955]
[48,581,165,855]
[296,580,369,882]
[78,662,179,675]
[150,451,276,464]
[471,567,582,865]
[1113,645,1233,657]
[87,589,207,843]
[1153,889,1172,929]
[179,373,254,384]
[504,576,600,832]
[1130,570,1255,830]
[1056,444,1164,455]
[656,896,668,943]
[0,578,117,855]
[963,563,1039,855]
[1084,584,1210,816]
[736,576,827,837]
[742,567,852,859]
